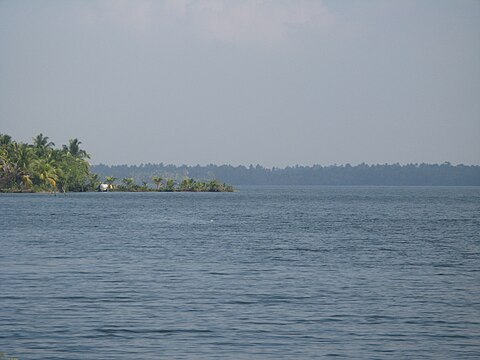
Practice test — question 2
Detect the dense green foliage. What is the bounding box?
[0,133,98,192]
[93,162,480,186]
[106,176,234,192]
[0,133,234,193]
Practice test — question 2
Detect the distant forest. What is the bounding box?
[92,163,480,186]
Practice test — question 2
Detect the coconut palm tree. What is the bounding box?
[11,142,33,173]
[208,179,221,192]
[152,175,163,190]
[180,177,195,191]
[121,177,135,191]
[33,133,55,148]
[33,133,55,157]
[62,138,89,159]
[0,134,12,146]
[165,178,175,192]
[0,149,16,189]
[105,176,117,190]
[11,143,35,190]
[34,157,59,191]
[140,181,149,191]
[193,181,208,192]
[21,174,33,190]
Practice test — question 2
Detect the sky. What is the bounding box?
[0,0,479,167]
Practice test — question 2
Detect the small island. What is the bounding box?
[0,134,234,193]
[100,176,234,193]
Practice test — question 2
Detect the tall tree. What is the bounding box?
[165,178,175,192]
[105,176,117,189]
[152,175,163,190]
[63,138,89,159]
[33,133,55,157]
[33,133,55,148]
[34,157,59,191]
[0,134,12,146]
[121,177,135,191]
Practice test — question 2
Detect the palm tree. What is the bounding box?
[152,175,163,190]
[33,133,55,157]
[0,134,12,146]
[11,142,33,173]
[165,178,175,192]
[33,133,55,148]
[105,176,117,190]
[63,138,89,159]
[0,140,35,190]
[208,179,221,192]
[21,174,33,190]
[180,177,195,191]
[11,143,34,189]
[121,177,135,191]
[0,148,16,189]
[34,158,58,191]
[193,181,208,192]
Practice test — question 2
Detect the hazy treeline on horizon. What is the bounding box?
[92,163,480,186]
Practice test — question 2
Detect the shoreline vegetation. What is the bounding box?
[101,176,234,193]
[0,134,234,193]
[2,133,479,191]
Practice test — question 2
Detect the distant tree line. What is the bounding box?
[92,162,480,186]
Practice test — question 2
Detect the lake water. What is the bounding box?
[1,186,479,359]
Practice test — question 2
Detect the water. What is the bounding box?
[1,186,479,359]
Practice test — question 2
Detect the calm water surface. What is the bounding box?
[1,186,479,359]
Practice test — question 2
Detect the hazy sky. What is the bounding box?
[1,0,479,166]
